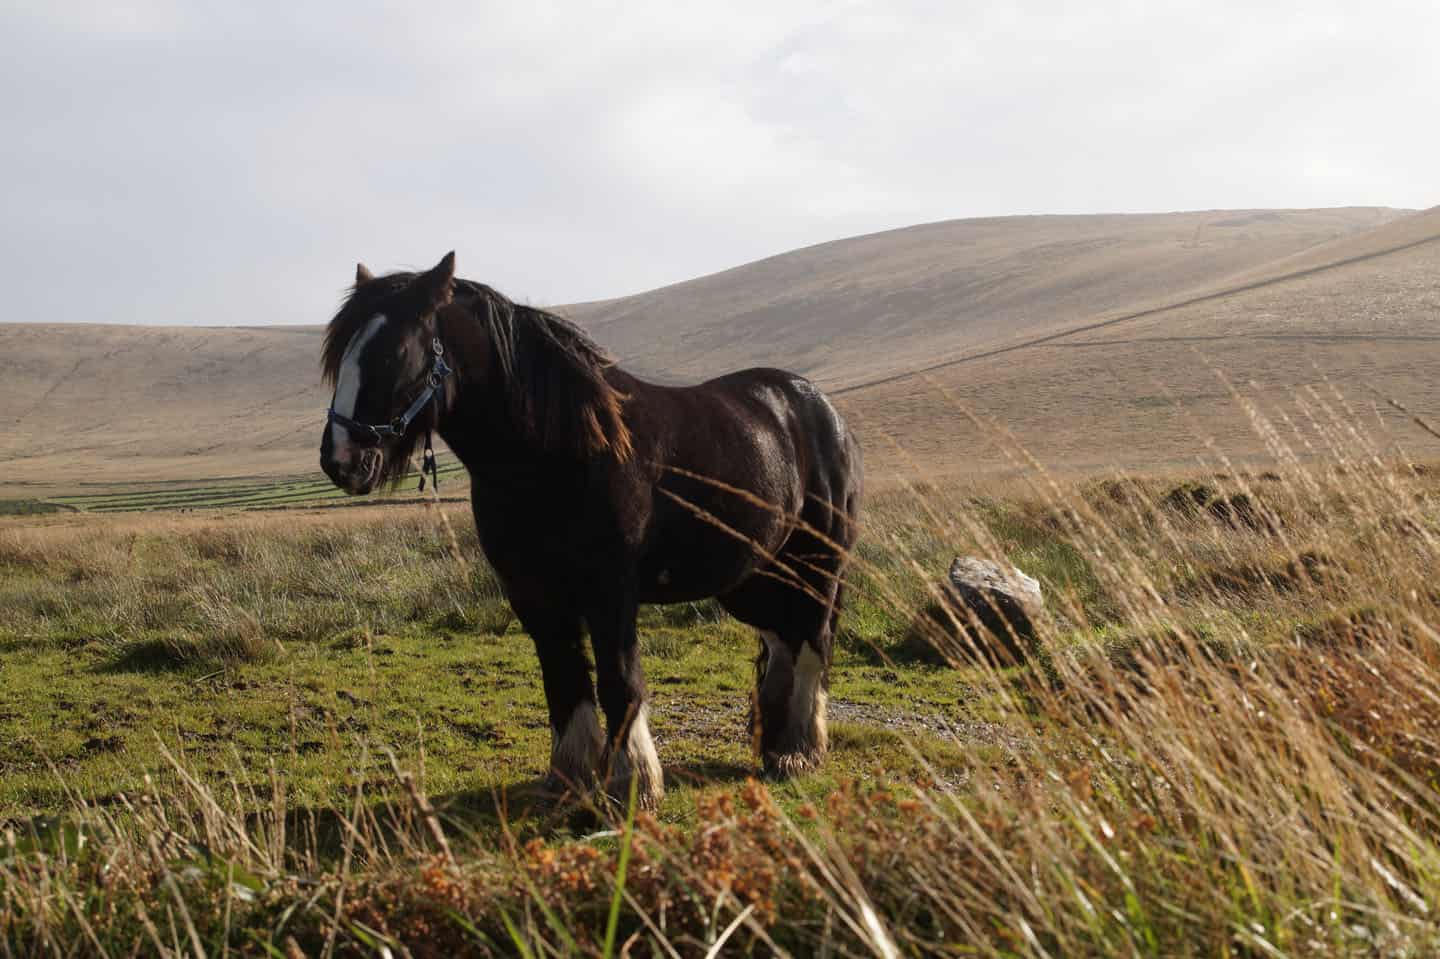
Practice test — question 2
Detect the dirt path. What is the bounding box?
[651,695,1028,752]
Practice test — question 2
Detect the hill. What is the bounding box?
[567,207,1404,385]
[3,205,1436,496]
[840,206,1440,477]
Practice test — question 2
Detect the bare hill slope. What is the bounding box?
[2,206,1432,494]
[838,206,1440,479]
[2,324,327,488]
[566,207,1403,384]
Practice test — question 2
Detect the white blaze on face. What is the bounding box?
[329,313,388,451]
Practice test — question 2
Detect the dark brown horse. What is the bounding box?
[319,253,862,807]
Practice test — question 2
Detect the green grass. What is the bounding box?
[0,471,1385,820]
[0,554,979,824]
[42,460,468,513]
[0,498,69,516]
[3,453,1440,956]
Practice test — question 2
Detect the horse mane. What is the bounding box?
[320,271,632,464]
[452,279,633,463]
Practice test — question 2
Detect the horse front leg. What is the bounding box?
[508,584,602,796]
[586,585,665,809]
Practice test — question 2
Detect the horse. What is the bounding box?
[318,252,863,808]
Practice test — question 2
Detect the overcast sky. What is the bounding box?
[3,1,1436,326]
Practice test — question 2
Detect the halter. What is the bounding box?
[327,337,453,491]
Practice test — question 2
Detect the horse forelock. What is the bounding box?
[321,273,417,385]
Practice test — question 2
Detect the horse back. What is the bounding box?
[614,367,859,597]
[643,366,855,498]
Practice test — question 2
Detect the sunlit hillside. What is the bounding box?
[4,206,1437,496]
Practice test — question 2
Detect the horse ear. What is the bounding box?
[418,251,456,308]
[355,262,375,285]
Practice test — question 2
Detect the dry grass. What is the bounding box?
[3,387,1440,956]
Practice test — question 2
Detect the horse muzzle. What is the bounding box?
[321,443,383,495]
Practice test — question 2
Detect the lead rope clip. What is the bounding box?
[418,430,439,493]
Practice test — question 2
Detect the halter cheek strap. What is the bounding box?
[327,338,452,491]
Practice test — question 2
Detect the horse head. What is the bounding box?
[319,251,455,494]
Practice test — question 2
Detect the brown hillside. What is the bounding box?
[2,206,1433,494]
[566,207,1403,385]
[840,206,1440,481]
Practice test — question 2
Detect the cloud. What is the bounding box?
[1,0,1436,327]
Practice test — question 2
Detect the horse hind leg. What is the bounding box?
[749,493,855,777]
[759,486,857,776]
[730,494,853,778]
[752,628,830,778]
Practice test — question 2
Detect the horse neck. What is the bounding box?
[434,298,634,479]
[433,322,544,478]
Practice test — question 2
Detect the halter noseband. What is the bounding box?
[327,337,453,491]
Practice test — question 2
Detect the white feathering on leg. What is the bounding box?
[756,632,829,777]
[789,643,829,757]
[610,702,664,808]
[550,699,602,789]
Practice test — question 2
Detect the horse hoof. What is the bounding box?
[762,751,824,780]
[540,773,598,807]
[601,776,665,812]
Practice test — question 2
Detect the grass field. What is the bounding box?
[0,460,468,515]
[3,396,1440,955]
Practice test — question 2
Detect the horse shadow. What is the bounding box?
[253,775,580,862]
[93,639,195,674]
[435,759,756,831]
[662,760,754,790]
[264,759,760,863]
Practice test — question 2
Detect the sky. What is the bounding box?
[3,1,1437,326]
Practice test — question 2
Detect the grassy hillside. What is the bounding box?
[0,323,329,491]
[2,206,1426,495]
